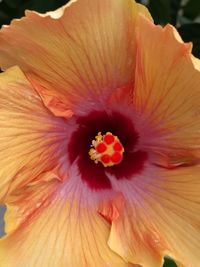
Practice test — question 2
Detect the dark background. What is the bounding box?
[0,0,199,267]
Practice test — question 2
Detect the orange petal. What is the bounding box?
[0,186,129,267]
[109,165,200,267]
[0,66,69,203]
[133,15,200,167]
[98,192,125,223]
[142,166,200,267]
[0,0,151,117]
[4,170,60,234]
[108,202,165,267]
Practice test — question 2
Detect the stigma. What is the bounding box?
[89,132,124,167]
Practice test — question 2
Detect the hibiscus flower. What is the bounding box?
[0,0,199,266]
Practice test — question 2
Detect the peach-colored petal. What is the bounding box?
[108,202,165,267]
[98,192,125,223]
[0,181,129,267]
[141,166,200,267]
[0,0,151,117]
[4,171,60,235]
[0,66,69,203]
[108,165,200,267]
[133,15,200,167]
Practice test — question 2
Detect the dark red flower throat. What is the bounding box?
[68,111,147,190]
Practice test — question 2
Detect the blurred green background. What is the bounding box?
[0,0,199,267]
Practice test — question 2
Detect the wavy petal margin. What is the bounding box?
[0,66,69,204]
[0,0,151,117]
[134,15,200,168]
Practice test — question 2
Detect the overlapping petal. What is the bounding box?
[0,66,69,203]
[134,15,200,167]
[106,166,165,267]
[0,177,129,267]
[0,66,132,266]
[0,0,151,117]
[139,166,200,267]
[108,165,200,267]
[109,202,165,267]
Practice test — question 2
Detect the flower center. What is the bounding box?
[89,132,124,167]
